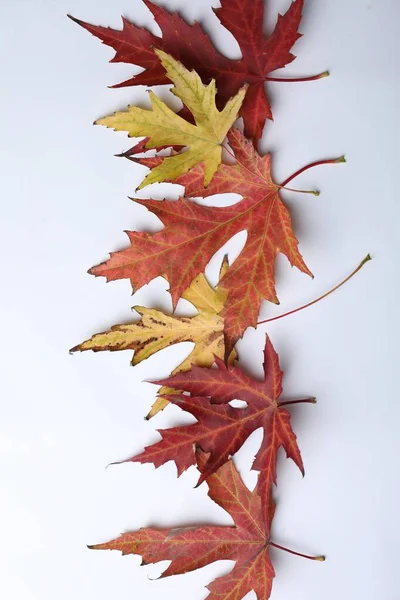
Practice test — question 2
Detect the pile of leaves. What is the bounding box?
[68,1,358,598]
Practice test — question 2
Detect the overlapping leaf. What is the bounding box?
[70,0,313,141]
[95,50,246,188]
[91,450,277,600]
[90,129,312,350]
[71,258,236,418]
[127,337,308,515]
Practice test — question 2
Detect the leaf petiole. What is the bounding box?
[266,71,329,83]
[258,255,372,326]
[278,185,320,196]
[279,398,317,408]
[270,541,325,562]
[281,156,346,188]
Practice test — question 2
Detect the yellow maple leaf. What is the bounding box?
[95,49,247,188]
[71,258,236,418]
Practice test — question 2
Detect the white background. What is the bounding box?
[0,0,399,598]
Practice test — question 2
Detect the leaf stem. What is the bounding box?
[270,541,325,561]
[278,185,320,196]
[281,156,346,188]
[279,398,317,408]
[266,71,329,83]
[257,255,372,326]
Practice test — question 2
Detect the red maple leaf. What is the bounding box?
[90,129,344,350]
[69,0,327,142]
[124,337,315,516]
[91,450,324,599]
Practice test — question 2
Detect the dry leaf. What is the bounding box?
[71,258,236,418]
[95,50,247,188]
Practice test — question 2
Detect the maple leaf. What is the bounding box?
[71,258,236,419]
[125,337,314,515]
[91,451,324,600]
[95,50,247,188]
[70,0,327,141]
[91,451,277,599]
[89,128,314,351]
